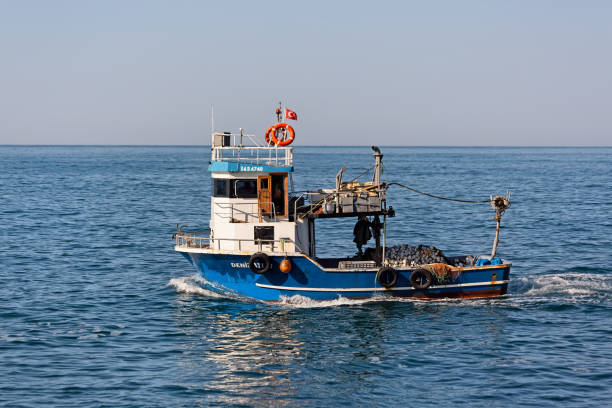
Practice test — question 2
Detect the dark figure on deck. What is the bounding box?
[353,216,372,256]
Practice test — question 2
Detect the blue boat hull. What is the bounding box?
[181,252,510,302]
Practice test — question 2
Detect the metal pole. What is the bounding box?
[211,105,215,144]
[491,212,501,259]
[382,214,386,265]
[371,146,383,188]
[490,194,510,259]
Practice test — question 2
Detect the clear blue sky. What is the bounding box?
[1,0,610,145]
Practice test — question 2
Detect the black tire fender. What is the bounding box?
[377,266,398,289]
[249,252,271,274]
[410,268,433,290]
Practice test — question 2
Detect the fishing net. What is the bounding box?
[385,245,466,283]
[422,263,463,284]
[385,244,449,267]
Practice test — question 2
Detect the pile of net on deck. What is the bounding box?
[385,244,451,266]
[385,244,475,283]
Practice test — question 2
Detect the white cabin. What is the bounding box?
[207,131,313,256]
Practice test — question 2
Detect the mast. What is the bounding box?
[371,146,384,265]
[372,146,383,189]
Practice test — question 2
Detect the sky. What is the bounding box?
[0,0,611,146]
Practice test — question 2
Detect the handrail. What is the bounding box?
[293,192,306,221]
[292,191,336,220]
[174,231,304,253]
[211,145,293,166]
[215,201,278,222]
[212,131,262,148]
[174,231,211,249]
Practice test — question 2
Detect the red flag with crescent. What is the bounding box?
[285,108,298,121]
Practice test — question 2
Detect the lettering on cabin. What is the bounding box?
[239,165,264,172]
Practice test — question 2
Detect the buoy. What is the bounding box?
[279,258,292,274]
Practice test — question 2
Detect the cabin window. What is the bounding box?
[254,226,274,243]
[213,179,229,197]
[213,179,258,198]
[233,180,258,198]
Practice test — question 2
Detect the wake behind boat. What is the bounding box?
[173,106,512,302]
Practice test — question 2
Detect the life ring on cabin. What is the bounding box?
[264,125,275,145]
[410,268,433,290]
[377,267,398,288]
[264,123,295,146]
[249,252,271,274]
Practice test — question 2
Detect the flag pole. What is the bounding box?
[210,104,215,146]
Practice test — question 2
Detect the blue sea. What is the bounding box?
[1,146,611,407]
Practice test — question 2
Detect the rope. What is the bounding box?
[347,165,375,183]
[299,198,325,219]
[388,182,490,204]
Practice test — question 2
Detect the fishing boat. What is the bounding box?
[173,107,512,302]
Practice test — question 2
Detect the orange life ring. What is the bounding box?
[264,125,275,145]
[270,123,295,146]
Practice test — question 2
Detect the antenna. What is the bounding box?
[276,101,282,123]
[210,104,215,146]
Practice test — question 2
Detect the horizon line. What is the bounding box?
[2,144,611,148]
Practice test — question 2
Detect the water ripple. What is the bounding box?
[1,146,611,407]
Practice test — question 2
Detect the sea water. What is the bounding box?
[1,146,611,407]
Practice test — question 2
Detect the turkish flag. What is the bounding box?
[285,108,298,121]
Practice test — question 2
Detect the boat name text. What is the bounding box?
[239,165,264,172]
[231,262,250,268]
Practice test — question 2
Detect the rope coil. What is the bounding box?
[491,194,511,219]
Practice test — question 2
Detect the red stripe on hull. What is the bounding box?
[407,288,508,299]
[268,287,508,303]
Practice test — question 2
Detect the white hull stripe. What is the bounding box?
[174,247,512,272]
[254,280,509,292]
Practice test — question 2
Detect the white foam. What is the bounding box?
[512,272,611,303]
[525,273,608,294]
[277,294,387,308]
[168,274,227,298]
[277,293,501,308]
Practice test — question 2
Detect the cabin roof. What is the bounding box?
[209,161,293,173]
[210,143,293,173]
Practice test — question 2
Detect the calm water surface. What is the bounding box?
[1,146,611,407]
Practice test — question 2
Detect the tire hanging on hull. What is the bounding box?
[376,267,398,288]
[249,252,271,274]
[410,268,433,290]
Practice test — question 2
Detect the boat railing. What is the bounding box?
[292,191,332,220]
[211,145,293,167]
[174,230,211,249]
[214,201,279,222]
[174,231,303,253]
